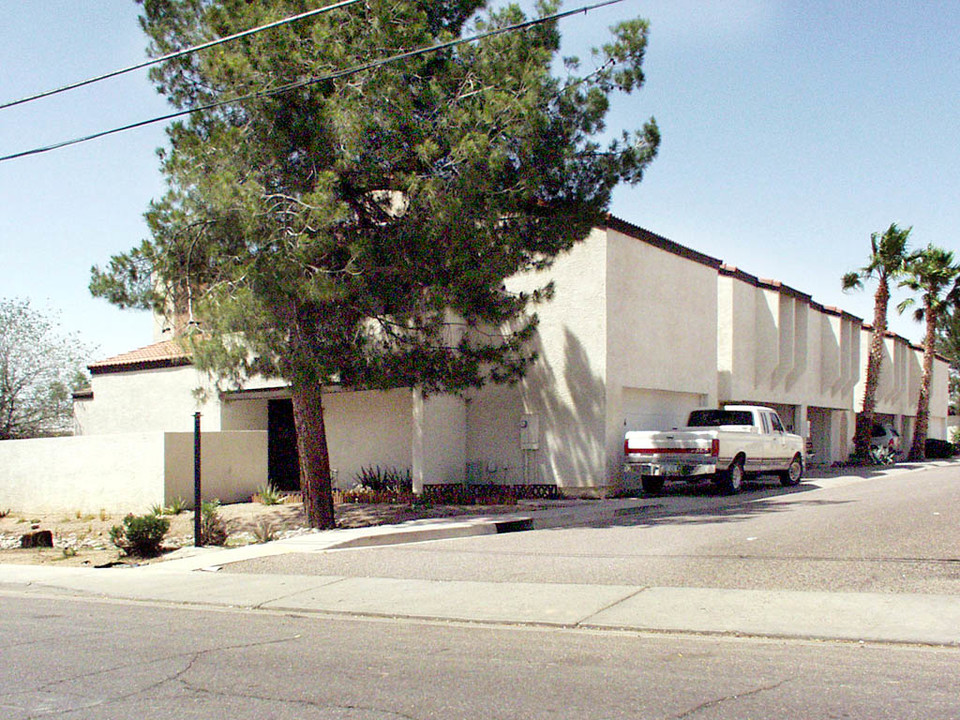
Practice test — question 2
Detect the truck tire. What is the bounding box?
[641,476,664,495]
[779,454,803,487]
[717,457,744,495]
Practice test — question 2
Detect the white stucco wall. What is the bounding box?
[930,357,950,437]
[412,389,466,489]
[466,383,526,484]
[605,229,718,485]
[66,222,954,504]
[0,430,274,514]
[717,271,867,463]
[506,228,609,490]
[220,395,270,431]
[164,431,268,506]
[325,388,414,489]
[852,329,950,443]
[719,272,861,411]
[0,433,166,513]
[856,329,918,419]
[76,365,220,435]
[219,387,414,489]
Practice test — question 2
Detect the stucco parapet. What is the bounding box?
[858,325,946,361]
[755,276,812,303]
[720,266,863,327]
[861,323,908,341]
[604,215,721,270]
[825,306,863,324]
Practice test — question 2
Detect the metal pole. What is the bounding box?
[194,411,202,547]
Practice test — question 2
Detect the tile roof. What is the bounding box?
[88,339,193,374]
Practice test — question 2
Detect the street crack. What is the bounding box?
[672,678,793,719]
[7,634,304,719]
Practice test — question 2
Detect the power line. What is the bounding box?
[0,0,364,111]
[0,0,623,164]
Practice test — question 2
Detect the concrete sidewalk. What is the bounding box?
[2,459,958,646]
[3,559,959,646]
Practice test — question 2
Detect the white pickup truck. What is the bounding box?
[623,405,805,494]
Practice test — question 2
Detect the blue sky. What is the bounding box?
[1,1,957,360]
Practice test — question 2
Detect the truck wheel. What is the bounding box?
[641,477,664,495]
[718,458,744,495]
[779,454,803,487]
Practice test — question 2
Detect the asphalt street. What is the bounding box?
[2,461,959,717]
[225,463,960,596]
[2,593,958,719]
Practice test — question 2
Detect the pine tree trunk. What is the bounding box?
[290,379,336,529]
[908,297,936,461]
[855,280,889,458]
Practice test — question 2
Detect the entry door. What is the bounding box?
[268,399,301,491]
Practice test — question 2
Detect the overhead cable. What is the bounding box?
[0,0,364,111]
[0,0,622,163]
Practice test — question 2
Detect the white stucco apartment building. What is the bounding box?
[2,218,950,511]
[716,265,864,464]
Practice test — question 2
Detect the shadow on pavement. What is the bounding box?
[572,476,852,530]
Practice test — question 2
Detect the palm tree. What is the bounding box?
[842,223,912,459]
[898,245,960,461]
[935,306,960,418]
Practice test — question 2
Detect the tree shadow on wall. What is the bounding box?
[522,328,606,489]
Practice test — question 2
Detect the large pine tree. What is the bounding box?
[91,0,659,527]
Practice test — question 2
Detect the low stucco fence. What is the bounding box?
[0,431,267,514]
[163,431,267,507]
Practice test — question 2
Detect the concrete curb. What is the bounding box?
[2,564,958,646]
[2,459,957,645]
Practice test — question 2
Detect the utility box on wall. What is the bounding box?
[520,413,540,450]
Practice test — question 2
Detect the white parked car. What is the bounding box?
[623,405,805,495]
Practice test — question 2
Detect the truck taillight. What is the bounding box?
[624,439,631,455]
[711,438,720,457]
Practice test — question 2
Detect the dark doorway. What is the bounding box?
[268,399,301,491]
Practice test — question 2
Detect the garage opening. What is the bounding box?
[622,388,706,431]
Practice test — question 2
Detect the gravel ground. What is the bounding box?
[0,497,551,567]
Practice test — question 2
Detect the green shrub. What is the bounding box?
[110,513,170,557]
[252,517,279,544]
[165,496,188,515]
[199,499,229,546]
[354,466,412,494]
[255,484,283,506]
[925,438,957,459]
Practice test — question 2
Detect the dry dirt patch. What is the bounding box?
[0,499,553,568]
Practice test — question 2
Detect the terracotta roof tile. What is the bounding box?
[88,339,192,374]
